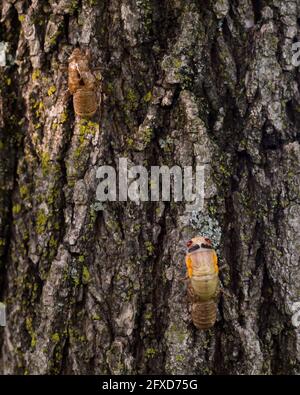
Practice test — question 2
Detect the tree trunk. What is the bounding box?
[0,0,299,375]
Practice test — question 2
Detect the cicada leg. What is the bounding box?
[187,281,201,303]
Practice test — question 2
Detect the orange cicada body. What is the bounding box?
[68,48,99,117]
[185,236,219,330]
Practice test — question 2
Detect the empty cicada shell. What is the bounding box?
[185,236,219,330]
[68,48,99,117]
[73,89,97,117]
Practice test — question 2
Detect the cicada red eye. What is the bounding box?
[186,240,193,248]
[204,237,212,245]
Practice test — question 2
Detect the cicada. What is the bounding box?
[185,236,219,330]
[68,48,100,117]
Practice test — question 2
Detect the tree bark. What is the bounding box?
[0,0,299,374]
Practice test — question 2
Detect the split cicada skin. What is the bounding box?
[68,48,99,117]
[185,236,219,330]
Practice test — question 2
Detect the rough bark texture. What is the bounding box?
[0,0,300,375]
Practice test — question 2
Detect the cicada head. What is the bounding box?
[186,236,219,279]
[68,48,90,65]
[185,236,213,276]
[186,236,212,251]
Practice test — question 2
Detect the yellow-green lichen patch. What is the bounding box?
[82,265,90,285]
[126,137,134,147]
[51,333,60,343]
[144,241,155,256]
[60,112,68,124]
[41,152,50,176]
[124,88,139,112]
[166,324,188,344]
[32,69,41,82]
[70,0,79,14]
[19,185,29,200]
[142,126,153,145]
[79,119,98,144]
[36,209,48,234]
[47,188,59,206]
[143,91,152,103]
[25,317,37,348]
[173,58,182,69]
[49,235,58,249]
[47,85,56,96]
[144,311,152,320]
[175,355,185,362]
[12,204,22,215]
[34,101,44,118]
[48,30,62,47]
[145,348,157,359]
